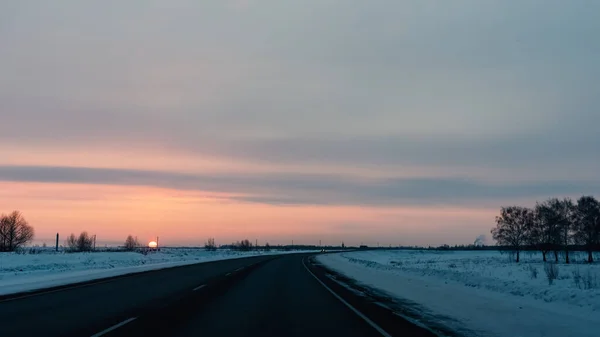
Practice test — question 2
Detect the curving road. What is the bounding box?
[0,253,434,337]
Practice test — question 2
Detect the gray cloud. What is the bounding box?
[1,165,598,206]
[186,133,600,171]
[1,0,600,204]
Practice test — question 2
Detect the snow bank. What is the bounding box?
[318,250,600,337]
[0,248,305,296]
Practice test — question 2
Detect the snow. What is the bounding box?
[0,248,308,296]
[318,250,600,337]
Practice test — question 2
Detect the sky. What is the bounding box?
[1,0,599,247]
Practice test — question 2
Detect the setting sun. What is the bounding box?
[148,241,158,248]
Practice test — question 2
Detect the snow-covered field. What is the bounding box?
[318,250,600,337]
[0,248,306,296]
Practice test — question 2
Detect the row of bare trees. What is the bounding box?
[1,211,142,253]
[205,238,272,251]
[0,211,34,252]
[65,232,96,252]
[66,233,141,252]
[233,239,253,251]
[491,196,600,263]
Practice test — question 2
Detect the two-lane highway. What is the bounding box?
[0,253,434,337]
[115,254,380,337]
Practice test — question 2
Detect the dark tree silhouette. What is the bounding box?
[77,232,94,252]
[573,196,600,263]
[549,198,575,264]
[491,206,533,262]
[205,238,217,251]
[124,235,139,251]
[66,231,94,252]
[66,233,78,251]
[536,198,574,263]
[0,211,34,252]
[530,202,561,262]
[238,239,252,251]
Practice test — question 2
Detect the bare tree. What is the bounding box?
[527,205,545,261]
[77,231,94,252]
[573,196,600,263]
[491,206,533,262]
[124,235,139,251]
[0,215,8,251]
[547,198,575,264]
[264,242,271,251]
[530,202,560,262]
[66,233,77,251]
[205,238,217,251]
[536,198,573,263]
[0,211,35,252]
[545,202,561,263]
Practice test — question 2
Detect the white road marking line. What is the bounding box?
[193,284,206,291]
[225,273,231,276]
[235,267,244,272]
[90,317,137,337]
[302,258,393,337]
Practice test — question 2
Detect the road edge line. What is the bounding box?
[302,257,393,337]
[90,317,137,337]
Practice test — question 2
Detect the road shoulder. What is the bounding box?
[304,255,439,337]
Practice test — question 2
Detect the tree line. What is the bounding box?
[491,196,600,263]
[0,210,144,253]
[64,232,142,252]
[212,239,256,251]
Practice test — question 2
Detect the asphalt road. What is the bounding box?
[0,255,276,337]
[116,254,380,337]
[0,253,433,337]
[178,254,374,337]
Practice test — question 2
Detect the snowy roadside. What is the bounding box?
[317,250,600,337]
[0,248,310,296]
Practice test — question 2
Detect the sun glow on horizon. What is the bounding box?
[148,241,158,248]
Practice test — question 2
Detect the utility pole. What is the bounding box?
[55,233,59,252]
[255,239,258,250]
[93,235,96,251]
[156,236,159,250]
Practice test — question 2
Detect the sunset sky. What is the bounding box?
[1,1,599,247]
